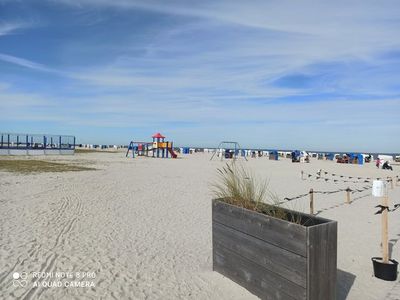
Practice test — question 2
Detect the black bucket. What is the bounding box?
[372,257,398,281]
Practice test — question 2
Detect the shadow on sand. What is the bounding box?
[337,269,356,300]
[389,233,400,258]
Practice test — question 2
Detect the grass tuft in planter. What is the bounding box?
[211,162,337,300]
[212,162,303,224]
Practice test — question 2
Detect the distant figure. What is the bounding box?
[376,158,381,168]
[382,161,393,171]
[224,150,231,159]
[291,151,297,162]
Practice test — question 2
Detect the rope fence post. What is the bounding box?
[309,188,314,214]
[382,195,389,263]
[346,187,351,204]
[372,179,390,264]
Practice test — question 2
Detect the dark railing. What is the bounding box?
[0,133,75,150]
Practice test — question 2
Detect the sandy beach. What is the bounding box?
[2,1,399,298]
[1,152,399,300]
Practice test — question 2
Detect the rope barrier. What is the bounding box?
[282,193,309,202]
[282,185,370,204]
[281,181,373,216]
[316,170,398,183]
[351,192,371,202]
[313,189,344,194]
[303,170,399,185]
[304,172,372,184]
[296,170,399,215]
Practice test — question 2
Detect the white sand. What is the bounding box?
[0,152,399,299]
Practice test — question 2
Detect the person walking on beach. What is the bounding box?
[376,157,381,168]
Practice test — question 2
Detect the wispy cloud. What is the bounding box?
[0,21,27,36]
[0,53,55,72]
[0,52,70,79]
[55,0,400,43]
[55,0,400,99]
[0,0,399,151]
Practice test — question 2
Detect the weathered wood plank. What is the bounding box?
[213,243,306,300]
[213,221,307,288]
[327,222,337,299]
[212,199,337,300]
[212,200,308,256]
[307,221,337,300]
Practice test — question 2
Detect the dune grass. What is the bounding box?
[212,162,304,223]
[0,159,96,173]
[212,163,269,210]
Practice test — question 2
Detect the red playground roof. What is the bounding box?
[152,132,165,139]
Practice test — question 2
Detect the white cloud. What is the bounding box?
[1,0,399,151]
[0,90,54,108]
[0,53,50,71]
[1,81,399,151]
[55,0,400,48]
[0,22,23,36]
[54,0,400,101]
[0,53,68,76]
[3,86,397,127]
[0,20,34,36]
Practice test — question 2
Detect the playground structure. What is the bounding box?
[210,141,247,161]
[126,133,177,159]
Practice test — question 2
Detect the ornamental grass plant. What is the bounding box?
[212,162,304,224]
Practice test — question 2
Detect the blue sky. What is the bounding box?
[0,0,399,152]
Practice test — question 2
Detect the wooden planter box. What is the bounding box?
[212,199,337,300]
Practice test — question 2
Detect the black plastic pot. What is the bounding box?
[372,257,398,281]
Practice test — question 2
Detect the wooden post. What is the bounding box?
[309,188,314,214]
[382,195,389,263]
[346,187,351,204]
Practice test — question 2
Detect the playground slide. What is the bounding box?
[168,148,178,158]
